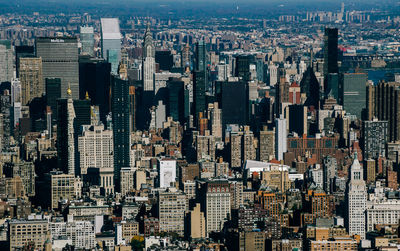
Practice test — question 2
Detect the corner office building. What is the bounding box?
[36,37,79,99]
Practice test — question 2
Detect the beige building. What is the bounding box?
[158,189,186,236]
[120,167,135,196]
[51,174,81,209]
[239,231,265,251]
[200,180,231,235]
[243,128,256,162]
[9,219,49,251]
[259,127,275,162]
[19,57,44,105]
[196,135,216,162]
[310,238,357,251]
[261,168,291,192]
[135,169,146,190]
[208,102,222,139]
[121,220,139,242]
[186,203,206,239]
[230,132,242,168]
[78,124,113,175]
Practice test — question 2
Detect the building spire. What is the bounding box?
[67,83,72,97]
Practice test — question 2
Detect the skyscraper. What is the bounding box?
[80,26,94,57]
[340,73,367,118]
[346,154,366,239]
[0,40,13,83]
[193,70,207,123]
[166,78,185,124]
[195,40,207,72]
[36,37,79,99]
[235,55,253,81]
[323,28,339,77]
[79,56,111,124]
[366,81,400,142]
[142,24,156,91]
[57,88,76,175]
[19,57,44,105]
[275,117,287,161]
[362,119,388,159]
[111,75,130,189]
[15,45,35,78]
[100,18,121,74]
[199,180,231,235]
[45,78,61,122]
[10,79,22,129]
[221,81,248,129]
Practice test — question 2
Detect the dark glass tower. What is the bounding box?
[235,55,253,81]
[45,78,62,123]
[111,75,130,190]
[167,78,185,124]
[221,81,248,130]
[79,56,111,124]
[195,41,207,72]
[155,50,174,71]
[323,28,339,78]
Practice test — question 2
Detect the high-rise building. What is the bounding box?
[45,78,61,122]
[235,55,253,81]
[100,18,121,74]
[158,189,186,236]
[230,132,242,168]
[259,127,275,162]
[364,159,376,184]
[346,154,366,239]
[142,25,155,91]
[166,78,185,124]
[80,26,94,56]
[79,56,111,124]
[56,90,76,175]
[221,81,248,129]
[158,160,177,188]
[340,73,367,118]
[275,117,287,161]
[51,173,81,209]
[120,167,135,196]
[111,75,131,188]
[367,81,400,142]
[288,104,308,136]
[155,50,174,71]
[50,217,96,249]
[15,45,35,78]
[196,134,216,162]
[322,156,337,193]
[19,57,44,105]
[300,67,320,110]
[199,180,231,235]
[209,102,222,139]
[243,129,256,162]
[78,124,113,175]
[193,70,207,123]
[9,219,49,251]
[323,28,339,77]
[181,43,191,72]
[0,40,13,83]
[36,37,79,99]
[362,119,388,159]
[10,79,22,129]
[195,40,207,72]
[186,203,206,239]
